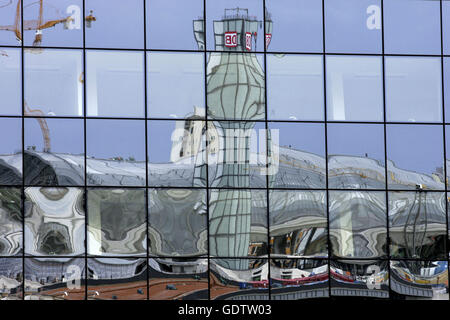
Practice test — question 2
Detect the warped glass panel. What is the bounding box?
[86,119,146,187]
[270,259,329,300]
[269,191,327,258]
[327,123,385,189]
[330,259,389,298]
[209,189,267,258]
[0,118,22,185]
[0,188,22,256]
[87,188,146,256]
[24,118,84,186]
[390,260,448,300]
[24,257,85,300]
[0,258,23,300]
[87,258,147,300]
[329,191,387,259]
[210,258,269,300]
[148,188,207,257]
[25,187,84,256]
[148,258,208,300]
[389,191,446,260]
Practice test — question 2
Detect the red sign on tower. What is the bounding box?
[224,32,237,47]
[245,32,252,51]
[265,33,272,50]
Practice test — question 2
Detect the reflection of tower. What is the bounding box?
[194,8,272,270]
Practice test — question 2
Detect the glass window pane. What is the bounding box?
[23,0,83,47]
[24,118,84,186]
[443,1,450,55]
[85,0,144,49]
[86,119,146,187]
[25,258,85,300]
[210,259,269,300]
[329,191,387,259]
[267,54,324,121]
[0,258,23,299]
[0,188,22,256]
[327,124,385,189]
[149,188,207,257]
[206,0,263,52]
[0,48,21,116]
[384,0,441,55]
[330,260,389,298]
[266,0,323,53]
[385,57,442,123]
[149,258,208,300]
[268,122,326,189]
[208,121,266,188]
[269,191,327,258]
[25,187,84,256]
[86,50,145,118]
[148,120,206,187]
[389,191,446,260]
[209,189,267,258]
[0,0,21,46]
[325,0,382,53]
[25,49,83,117]
[147,52,205,119]
[390,260,448,300]
[270,259,329,299]
[443,58,450,122]
[326,55,383,122]
[146,0,204,51]
[0,118,22,185]
[207,53,265,120]
[87,258,147,300]
[387,125,444,190]
[87,188,146,256]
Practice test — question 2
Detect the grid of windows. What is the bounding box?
[0,0,449,300]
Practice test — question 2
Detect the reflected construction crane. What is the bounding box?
[0,0,96,46]
[24,101,51,152]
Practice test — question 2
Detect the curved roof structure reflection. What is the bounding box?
[0,188,22,255]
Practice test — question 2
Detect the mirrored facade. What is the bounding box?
[0,0,449,301]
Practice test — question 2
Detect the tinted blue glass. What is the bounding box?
[0,47,21,116]
[266,0,323,53]
[0,0,20,46]
[325,0,382,53]
[85,0,144,49]
[385,57,442,123]
[146,0,204,50]
[384,0,441,55]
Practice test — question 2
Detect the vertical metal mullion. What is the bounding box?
[439,0,450,299]
[381,0,392,298]
[321,0,332,299]
[143,0,150,301]
[82,0,88,301]
[20,0,25,301]
[262,0,271,301]
[203,0,211,301]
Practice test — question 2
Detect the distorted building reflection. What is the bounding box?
[0,188,22,256]
[148,188,208,257]
[270,259,329,300]
[149,258,208,300]
[0,258,22,300]
[25,187,84,256]
[389,191,446,260]
[330,260,389,298]
[390,260,448,300]
[269,191,327,258]
[329,191,387,259]
[87,188,146,256]
[210,259,269,300]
